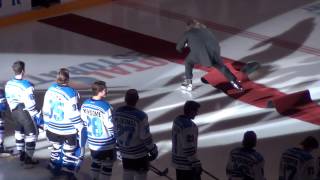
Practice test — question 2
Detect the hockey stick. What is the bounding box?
[149,164,174,180]
[202,168,219,180]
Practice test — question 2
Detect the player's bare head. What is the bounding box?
[301,136,319,151]
[92,81,107,96]
[56,68,70,85]
[184,100,200,118]
[242,131,257,149]
[186,19,206,29]
[125,89,139,106]
[12,61,25,75]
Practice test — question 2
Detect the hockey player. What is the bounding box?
[176,19,243,91]
[226,131,265,180]
[172,100,202,180]
[113,89,158,180]
[42,68,84,178]
[279,136,319,180]
[4,61,40,168]
[0,88,13,154]
[80,81,116,180]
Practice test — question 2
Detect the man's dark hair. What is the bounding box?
[12,61,25,75]
[301,136,319,150]
[92,81,106,96]
[242,131,257,149]
[125,89,139,106]
[184,100,200,115]
[56,68,69,85]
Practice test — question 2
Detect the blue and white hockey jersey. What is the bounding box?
[171,115,200,170]
[80,98,115,151]
[42,83,83,135]
[5,78,38,117]
[226,147,265,180]
[113,105,154,159]
[0,89,6,112]
[279,147,316,180]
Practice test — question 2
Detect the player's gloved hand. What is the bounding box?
[0,94,7,112]
[33,111,44,129]
[147,144,158,161]
[192,161,202,175]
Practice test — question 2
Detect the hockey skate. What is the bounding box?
[230,80,244,91]
[180,79,192,91]
[23,155,39,169]
[240,62,260,74]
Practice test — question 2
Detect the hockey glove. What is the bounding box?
[0,98,7,112]
[147,144,158,161]
[33,111,44,130]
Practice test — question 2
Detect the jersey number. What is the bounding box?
[87,116,103,137]
[49,100,64,121]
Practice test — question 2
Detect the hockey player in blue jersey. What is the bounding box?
[226,131,265,180]
[0,88,13,154]
[0,89,6,152]
[5,61,41,168]
[114,89,158,180]
[42,68,84,178]
[172,100,202,180]
[279,136,319,180]
[80,81,116,180]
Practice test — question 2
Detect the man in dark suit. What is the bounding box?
[176,19,243,91]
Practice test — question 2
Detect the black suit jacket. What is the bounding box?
[176,27,221,67]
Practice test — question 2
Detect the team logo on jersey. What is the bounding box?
[72,104,77,111]
[29,94,35,100]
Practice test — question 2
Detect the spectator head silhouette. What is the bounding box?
[184,100,200,119]
[242,131,257,149]
[125,89,139,106]
[300,136,319,152]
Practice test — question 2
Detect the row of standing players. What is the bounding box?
[0,60,319,180]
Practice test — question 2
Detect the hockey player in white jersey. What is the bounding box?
[80,81,116,180]
[226,131,265,180]
[42,68,84,178]
[5,61,41,167]
[279,136,319,180]
[114,89,158,180]
[172,100,202,180]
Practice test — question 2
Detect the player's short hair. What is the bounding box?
[186,19,206,29]
[301,136,319,150]
[242,131,257,148]
[56,68,69,85]
[92,81,107,96]
[125,89,139,106]
[184,100,200,115]
[12,61,25,75]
